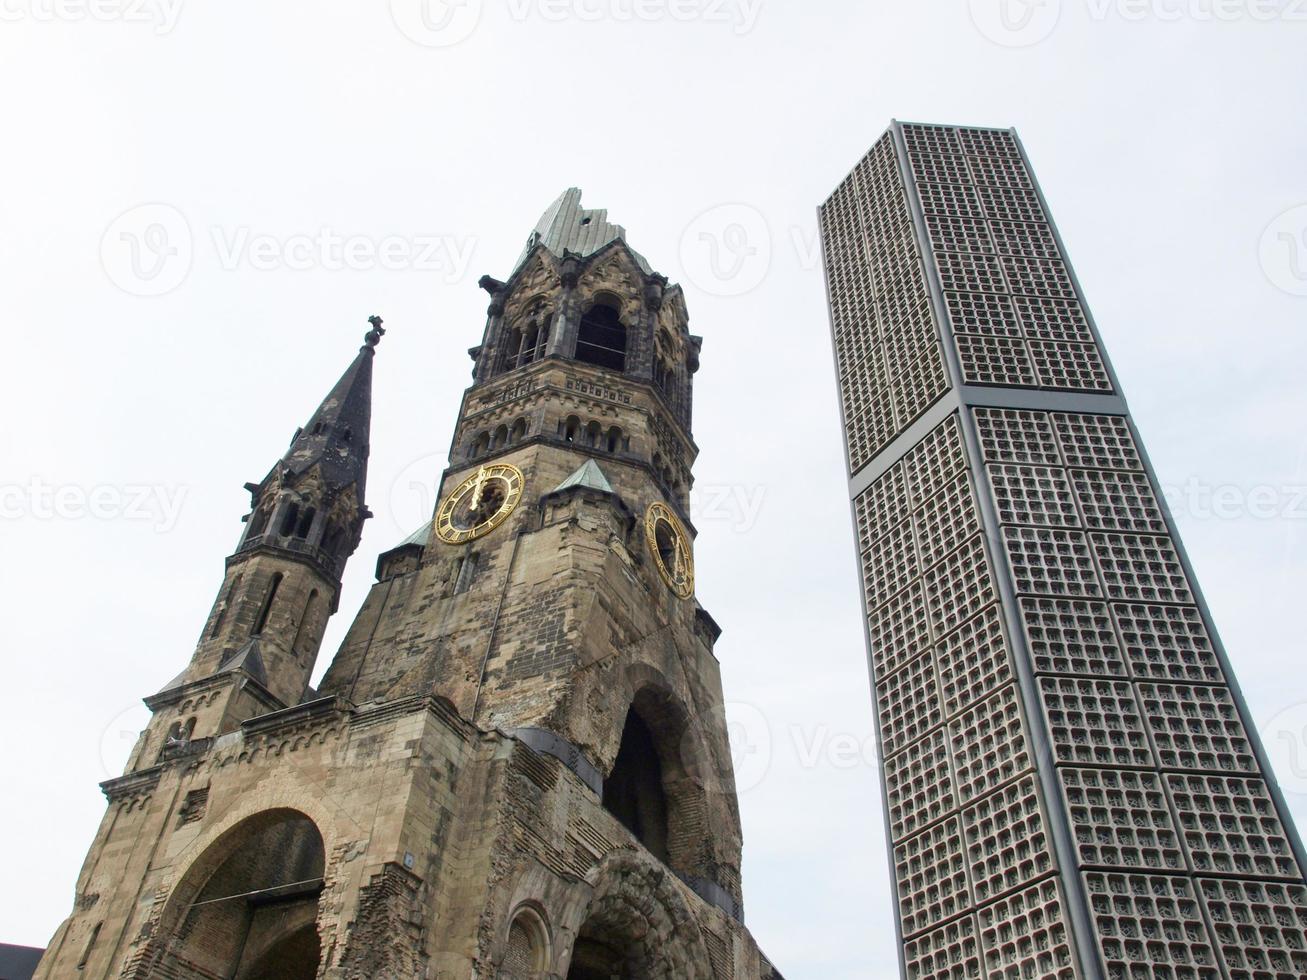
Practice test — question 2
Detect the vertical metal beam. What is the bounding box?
[889,120,1105,980]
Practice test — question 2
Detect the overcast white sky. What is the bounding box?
[3,2,1307,976]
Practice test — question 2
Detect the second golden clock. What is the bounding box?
[645,501,694,599]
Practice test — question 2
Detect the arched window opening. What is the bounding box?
[253,573,283,636]
[510,418,528,444]
[518,324,539,369]
[499,327,523,375]
[278,503,300,538]
[585,421,602,448]
[150,810,325,980]
[493,424,510,451]
[654,358,676,399]
[322,523,346,560]
[246,502,270,540]
[501,908,550,980]
[472,432,491,459]
[563,416,581,444]
[602,709,670,865]
[294,506,315,540]
[575,297,627,372]
[605,427,623,454]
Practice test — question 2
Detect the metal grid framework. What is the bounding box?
[821,121,1307,980]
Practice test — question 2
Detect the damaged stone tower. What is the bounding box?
[36,190,783,980]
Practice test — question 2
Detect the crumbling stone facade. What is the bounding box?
[36,191,783,979]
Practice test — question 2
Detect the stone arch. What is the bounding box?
[562,852,711,980]
[140,808,327,980]
[602,666,713,886]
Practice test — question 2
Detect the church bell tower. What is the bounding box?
[35,192,783,979]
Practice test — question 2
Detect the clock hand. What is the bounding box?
[470,467,487,513]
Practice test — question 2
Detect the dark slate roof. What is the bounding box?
[0,945,44,980]
[513,188,652,276]
[276,343,376,501]
[220,637,269,687]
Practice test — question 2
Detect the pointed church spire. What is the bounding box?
[278,315,384,502]
[236,317,385,578]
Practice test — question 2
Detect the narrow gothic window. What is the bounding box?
[77,922,102,969]
[247,503,270,539]
[519,325,539,368]
[538,314,553,358]
[293,590,320,654]
[322,523,346,559]
[493,424,509,450]
[563,416,581,444]
[295,506,315,539]
[454,553,479,594]
[253,573,283,635]
[210,573,242,638]
[585,421,601,448]
[605,426,622,453]
[499,328,523,375]
[510,418,528,444]
[279,503,300,537]
[575,299,626,372]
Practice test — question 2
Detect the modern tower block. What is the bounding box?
[820,121,1307,980]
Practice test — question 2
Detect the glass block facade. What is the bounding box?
[821,122,1307,980]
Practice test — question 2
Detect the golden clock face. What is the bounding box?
[645,502,694,599]
[435,463,524,544]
